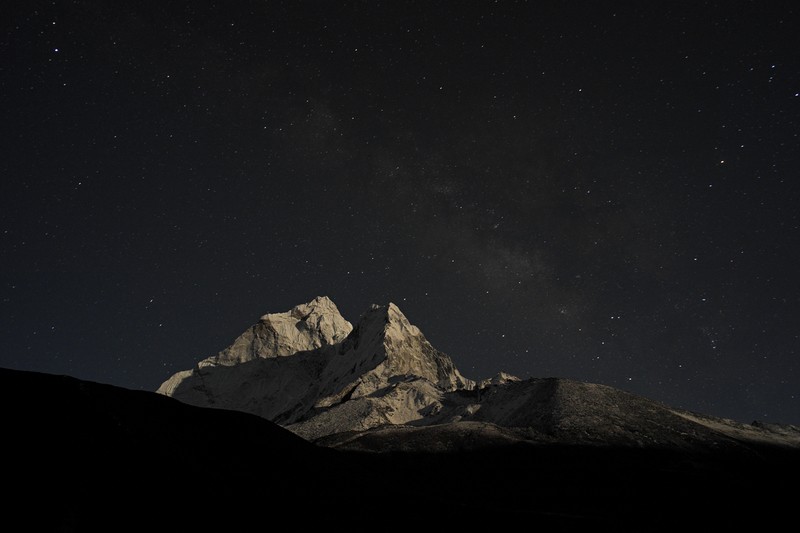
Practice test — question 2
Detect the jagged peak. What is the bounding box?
[260,295,341,322]
[335,301,472,393]
[208,296,352,366]
[478,371,522,388]
[355,302,422,340]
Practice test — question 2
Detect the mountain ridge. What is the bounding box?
[158,296,800,451]
[158,297,475,432]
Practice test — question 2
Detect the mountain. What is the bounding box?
[158,297,473,435]
[159,297,800,455]
[0,302,795,531]
[7,290,800,532]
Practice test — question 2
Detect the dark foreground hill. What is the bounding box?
[2,367,798,531]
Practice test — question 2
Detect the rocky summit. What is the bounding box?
[157,297,473,436]
[159,297,800,452]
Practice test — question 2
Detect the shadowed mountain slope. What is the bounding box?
[4,367,799,531]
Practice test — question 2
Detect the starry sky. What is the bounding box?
[2,1,799,425]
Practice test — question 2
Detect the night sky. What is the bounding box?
[2,1,799,425]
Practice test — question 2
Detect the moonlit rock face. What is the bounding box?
[337,302,473,394]
[207,295,352,366]
[286,302,474,439]
[157,298,473,435]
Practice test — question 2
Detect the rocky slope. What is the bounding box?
[158,297,473,432]
[321,377,800,453]
[158,297,800,453]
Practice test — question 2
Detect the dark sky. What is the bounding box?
[2,1,798,425]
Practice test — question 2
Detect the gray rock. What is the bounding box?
[208,295,352,366]
[158,298,472,433]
